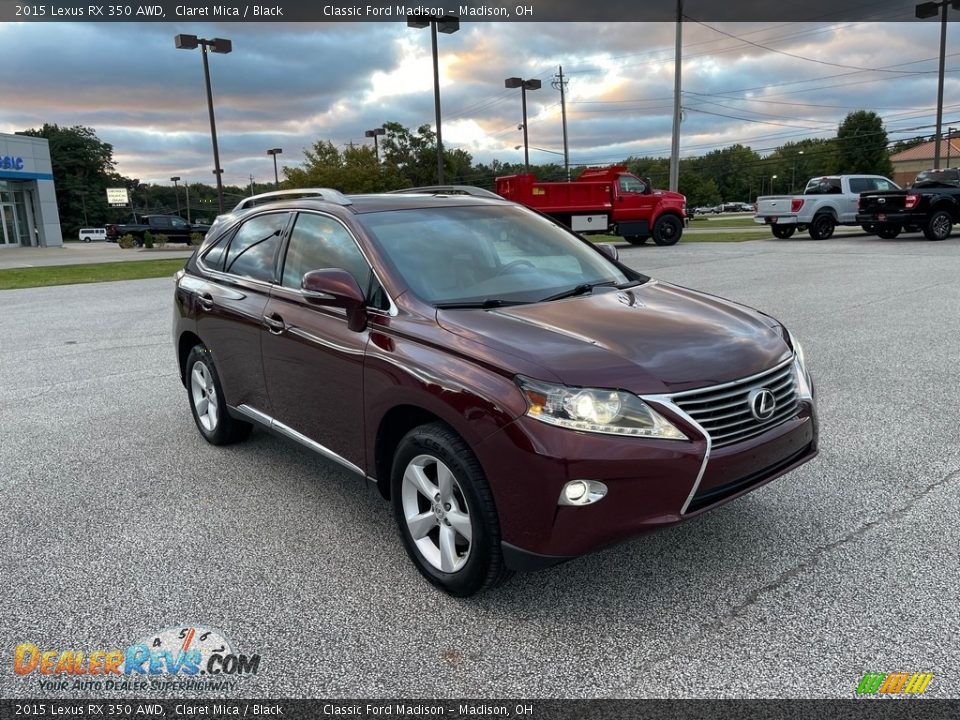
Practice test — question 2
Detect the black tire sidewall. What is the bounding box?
[391,425,499,597]
[925,210,952,241]
[809,214,835,240]
[185,344,244,445]
[652,215,682,246]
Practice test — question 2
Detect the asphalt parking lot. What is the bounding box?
[1,235,958,699]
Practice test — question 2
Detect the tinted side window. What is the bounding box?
[282,214,372,291]
[202,236,229,270]
[848,178,871,193]
[225,213,288,282]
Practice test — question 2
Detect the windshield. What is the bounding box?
[358,205,636,305]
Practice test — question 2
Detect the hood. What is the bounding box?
[436,281,791,395]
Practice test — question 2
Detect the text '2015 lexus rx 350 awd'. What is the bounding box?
[173,188,818,596]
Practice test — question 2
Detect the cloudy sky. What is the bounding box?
[2,14,959,187]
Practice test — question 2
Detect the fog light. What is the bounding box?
[559,480,608,506]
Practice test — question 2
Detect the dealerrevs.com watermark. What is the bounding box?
[13,626,260,693]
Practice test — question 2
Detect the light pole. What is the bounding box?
[185,184,191,223]
[170,176,181,217]
[407,14,460,184]
[792,151,804,192]
[505,77,542,173]
[916,0,959,169]
[364,128,385,162]
[175,33,232,214]
[771,174,778,195]
[267,148,282,189]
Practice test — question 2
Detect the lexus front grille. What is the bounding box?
[671,359,799,448]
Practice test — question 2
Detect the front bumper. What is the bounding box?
[476,398,818,570]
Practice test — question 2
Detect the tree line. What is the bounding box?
[22,110,900,236]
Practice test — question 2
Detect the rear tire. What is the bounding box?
[391,422,512,597]
[652,215,682,246]
[624,235,648,246]
[185,344,252,446]
[771,224,796,239]
[82,237,91,243]
[808,213,836,240]
[923,210,953,241]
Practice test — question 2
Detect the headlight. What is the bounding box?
[516,377,687,440]
[787,329,813,399]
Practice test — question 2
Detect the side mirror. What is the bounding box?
[597,243,619,261]
[301,268,367,331]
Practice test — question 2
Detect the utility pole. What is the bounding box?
[669,0,683,192]
[552,65,570,181]
[249,174,255,197]
[185,184,191,223]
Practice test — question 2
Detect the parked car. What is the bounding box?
[78,228,106,243]
[857,168,960,240]
[106,214,210,244]
[755,175,901,239]
[173,188,818,596]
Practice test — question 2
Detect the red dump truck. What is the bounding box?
[494,166,687,245]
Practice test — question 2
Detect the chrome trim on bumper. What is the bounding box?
[641,396,712,516]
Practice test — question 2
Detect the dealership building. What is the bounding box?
[0,132,62,248]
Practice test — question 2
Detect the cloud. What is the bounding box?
[1,20,958,184]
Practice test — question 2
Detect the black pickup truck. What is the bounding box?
[106,214,210,244]
[856,169,960,240]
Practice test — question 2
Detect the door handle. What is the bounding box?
[197,292,214,311]
[263,313,286,334]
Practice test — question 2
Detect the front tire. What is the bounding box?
[391,422,512,597]
[186,344,252,445]
[652,215,682,246]
[808,213,836,240]
[924,210,953,241]
[771,224,795,239]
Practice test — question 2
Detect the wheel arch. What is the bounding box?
[177,330,203,387]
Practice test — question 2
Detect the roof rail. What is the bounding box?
[232,188,352,212]
[386,185,502,199]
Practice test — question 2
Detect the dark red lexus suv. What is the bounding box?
[173,188,818,596]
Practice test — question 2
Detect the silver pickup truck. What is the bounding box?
[755,175,901,239]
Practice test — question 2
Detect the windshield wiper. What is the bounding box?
[540,279,641,303]
[434,299,530,309]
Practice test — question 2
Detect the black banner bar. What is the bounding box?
[0,0,940,23]
[2,700,960,720]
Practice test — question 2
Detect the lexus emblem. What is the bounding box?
[748,388,776,421]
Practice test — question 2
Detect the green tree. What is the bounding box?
[284,140,406,192]
[19,124,117,236]
[380,122,474,186]
[835,110,893,176]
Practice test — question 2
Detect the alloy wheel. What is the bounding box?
[190,360,219,432]
[401,454,473,573]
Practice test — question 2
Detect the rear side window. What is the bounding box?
[224,213,288,282]
[804,178,842,195]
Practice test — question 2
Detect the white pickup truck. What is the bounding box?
[755,175,901,239]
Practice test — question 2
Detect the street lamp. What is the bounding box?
[792,150,804,193]
[170,176,181,217]
[916,0,960,168]
[364,128,385,162]
[175,33,232,214]
[771,174,778,194]
[505,77,542,173]
[407,13,460,184]
[267,148,282,189]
